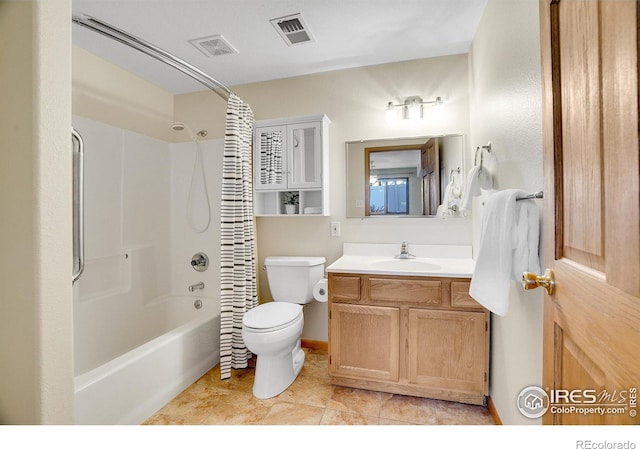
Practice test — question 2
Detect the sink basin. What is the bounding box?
[326,244,475,277]
[369,259,441,272]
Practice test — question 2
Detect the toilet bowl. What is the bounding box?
[241,256,326,399]
[242,302,305,399]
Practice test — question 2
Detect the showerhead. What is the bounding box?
[171,122,186,131]
[171,122,207,141]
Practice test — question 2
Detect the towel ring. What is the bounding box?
[449,167,460,182]
[474,142,492,168]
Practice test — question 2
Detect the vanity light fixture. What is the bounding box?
[386,96,444,121]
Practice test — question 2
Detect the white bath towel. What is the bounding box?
[459,165,494,212]
[512,198,541,281]
[469,189,540,316]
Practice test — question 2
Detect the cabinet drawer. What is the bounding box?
[367,277,441,305]
[451,281,483,309]
[329,275,361,302]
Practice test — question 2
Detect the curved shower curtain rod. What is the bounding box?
[72,12,234,101]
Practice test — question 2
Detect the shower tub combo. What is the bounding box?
[73,248,220,425]
[71,12,235,425]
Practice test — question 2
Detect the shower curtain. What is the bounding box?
[220,94,257,380]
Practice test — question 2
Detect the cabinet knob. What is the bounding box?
[522,269,555,295]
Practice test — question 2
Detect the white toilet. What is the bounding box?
[242,256,326,399]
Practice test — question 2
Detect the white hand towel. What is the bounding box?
[459,166,494,212]
[442,179,453,205]
[459,166,480,211]
[469,189,540,316]
[437,180,454,217]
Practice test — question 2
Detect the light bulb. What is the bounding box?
[408,99,422,120]
[386,102,396,123]
[433,97,444,118]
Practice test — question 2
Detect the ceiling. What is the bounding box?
[72,0,488,94]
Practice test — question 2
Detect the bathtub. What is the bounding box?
[74,295,220,424]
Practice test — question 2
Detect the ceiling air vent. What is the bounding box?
[270,13,315,46]
[189,34,238,57]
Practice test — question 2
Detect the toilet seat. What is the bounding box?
[243,302,302,333]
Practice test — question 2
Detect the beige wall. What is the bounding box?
[469,0,544,424]
[0,0,73,423]
[73,46,174,141]
[176,55,474,341]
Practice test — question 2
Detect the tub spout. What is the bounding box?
[188,282,205,292]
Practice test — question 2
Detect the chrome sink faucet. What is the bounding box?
[395,241,416,259]
[188,282,205,292]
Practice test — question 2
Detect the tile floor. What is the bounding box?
[144,348,495,425]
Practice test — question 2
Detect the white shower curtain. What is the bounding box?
[220,94,257,380]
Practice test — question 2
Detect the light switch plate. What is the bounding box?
[330,221,340,237]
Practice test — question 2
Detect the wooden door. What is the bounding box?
[540,0,640,424]
[421,138,440,215]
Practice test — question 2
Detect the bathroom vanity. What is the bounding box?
[326,244,489,406]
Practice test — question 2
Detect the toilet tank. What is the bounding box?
[264,256,326,304]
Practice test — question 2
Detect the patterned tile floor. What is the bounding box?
[144,348,495,425]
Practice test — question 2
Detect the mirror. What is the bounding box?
[346,135,465,218]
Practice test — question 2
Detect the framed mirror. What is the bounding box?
[346,135,465,218]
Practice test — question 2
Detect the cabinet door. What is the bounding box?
[408,309,487,395]
[287,122,322,189]
[329,303,399,381]
[254,125,287,190]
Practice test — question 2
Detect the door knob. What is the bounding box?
[522,268,555,295]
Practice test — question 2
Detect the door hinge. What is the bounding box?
[485,321,488,332]
[484,372,487,382]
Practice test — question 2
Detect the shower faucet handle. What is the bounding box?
[191,256,206,266]
[190,252,209,271]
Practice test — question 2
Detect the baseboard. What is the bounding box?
[301,339,328,351]
[487,396,503,425]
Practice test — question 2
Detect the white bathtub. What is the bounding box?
[74,295,220,424]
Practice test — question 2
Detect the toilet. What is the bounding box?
[242,256,327,399]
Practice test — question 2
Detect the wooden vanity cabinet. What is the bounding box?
[328,273,489,405]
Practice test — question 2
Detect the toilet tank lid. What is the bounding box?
[264,256,326,267]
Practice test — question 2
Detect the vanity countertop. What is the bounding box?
[326,243,475,278]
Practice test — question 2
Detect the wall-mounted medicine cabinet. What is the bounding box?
[253,114,330,216]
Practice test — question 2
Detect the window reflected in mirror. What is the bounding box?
[370,177,409,215]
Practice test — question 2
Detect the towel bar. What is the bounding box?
[516,191,543,201]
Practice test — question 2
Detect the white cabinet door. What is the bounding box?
[254,125,287,190]
[287,122,322,189]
